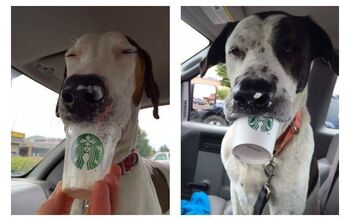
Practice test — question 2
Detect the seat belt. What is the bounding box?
[318,144,339,213]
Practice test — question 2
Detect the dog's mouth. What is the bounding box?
[224,94,293,122]
[62,102,113,123]
[224,76,293,122]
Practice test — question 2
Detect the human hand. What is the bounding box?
[37,164,122,215]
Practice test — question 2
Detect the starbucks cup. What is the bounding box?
[62,123,122,200]
[231,116,279,165]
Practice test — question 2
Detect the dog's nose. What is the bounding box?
[233,78,275,110]
[61,74,107,119]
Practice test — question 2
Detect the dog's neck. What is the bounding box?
[278,87,309,137]
[112,106,140,164]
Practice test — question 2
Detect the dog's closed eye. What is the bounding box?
[122,48,137,54]
[66,53,77,58]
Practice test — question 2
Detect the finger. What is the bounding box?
[109,164,122,179]
[90,181,111,214]
[37,182,74,215]
[103,173,120,214]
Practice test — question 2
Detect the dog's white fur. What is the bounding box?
[221,15,314,214]
[59,32,169,214]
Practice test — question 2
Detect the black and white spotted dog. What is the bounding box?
[200,11,338,214]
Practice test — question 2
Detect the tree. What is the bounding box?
[215,64,231,88]
[217,87,230,100]
[135,127,155,158]
[159,144,170,152]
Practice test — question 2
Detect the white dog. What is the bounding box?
[56,32,169,214]
[200,11,338,214]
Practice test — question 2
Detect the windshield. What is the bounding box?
[181,20,209,62]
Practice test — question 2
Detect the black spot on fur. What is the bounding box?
[259,47,265,53]
[270,74,278,82]
[261,66,268,73]
[250,40,257,49]
[238,35,245,42]
[240,51,246,60]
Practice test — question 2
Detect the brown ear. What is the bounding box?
[126,36,160,119]
[140,49,160,119]
[56,66,66,117]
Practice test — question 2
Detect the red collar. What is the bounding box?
[118,149,139,175]
[273,112,302,156]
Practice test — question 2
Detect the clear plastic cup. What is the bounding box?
[231,116,280,165]
[62,122,122,200]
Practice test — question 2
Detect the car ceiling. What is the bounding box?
[182,6,338,49]
[12,6,169,108]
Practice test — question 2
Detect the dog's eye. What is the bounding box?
[122,49,137,54]
[281,41,295,54]
[229,47,241,56]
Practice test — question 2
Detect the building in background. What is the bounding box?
[11,131,63,157]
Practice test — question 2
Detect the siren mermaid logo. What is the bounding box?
[71,134,104,170]
[248,116,274,132]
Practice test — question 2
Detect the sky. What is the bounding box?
[11,75,171,151]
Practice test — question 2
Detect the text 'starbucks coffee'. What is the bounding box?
[231,116,280,165]
[62,123,122,200]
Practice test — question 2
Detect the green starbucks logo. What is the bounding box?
[248,116,274,132]
[71,134,104,170]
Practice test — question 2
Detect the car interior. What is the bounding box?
[11,6,169,214]
[181,6,339,214]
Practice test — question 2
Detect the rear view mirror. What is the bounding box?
[191,83,217,111]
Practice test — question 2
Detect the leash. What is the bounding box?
[253,112,302,214]
[253,159,276,214]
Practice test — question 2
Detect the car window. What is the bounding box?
[137,106,171,160]
[189,64,230,126]
[11,72,65,176]
[181,20,209,62]
[325,81,339,129]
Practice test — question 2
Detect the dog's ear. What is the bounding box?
[140,49,160,119]
[200,22,238,77]
[55,66,67,118]
[126,36,160,119]
[296,16,338,92]
[306,16,338,75]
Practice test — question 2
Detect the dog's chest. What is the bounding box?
[221,119,314,214]
[117,163,162,214]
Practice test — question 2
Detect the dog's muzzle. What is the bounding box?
[233,77,276,112]
[61,74,108,121]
